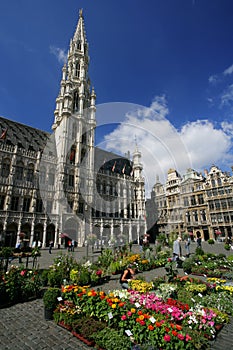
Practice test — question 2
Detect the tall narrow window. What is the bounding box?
[11,196,19,211]
[15,161,24,180]
[48,170,55,185]
[1,158,10,177]
[75,62,80,77]
[26,164,34,182]
[23,197,31,212]
[0,195,6,210]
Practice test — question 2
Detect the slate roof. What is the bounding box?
[0,116,50,152]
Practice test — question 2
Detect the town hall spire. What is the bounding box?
[52,9,94,130]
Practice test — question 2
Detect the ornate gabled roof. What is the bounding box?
[0,116,50,152]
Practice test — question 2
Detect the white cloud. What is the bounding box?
[50,46,67,64]
[180,120,232,170]
[221,84,233,106]
[223,64,233,76]
[208,74,218,84]
[97,99,233,197]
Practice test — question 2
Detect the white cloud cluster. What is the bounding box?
[97,98,233,197]
[221,84,233,106]
[224,64,233,76]
[49,46,67,64]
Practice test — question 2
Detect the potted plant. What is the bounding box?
[43,287,61,320]
[182,256,194,274]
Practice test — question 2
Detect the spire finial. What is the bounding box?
[79,8,83,18]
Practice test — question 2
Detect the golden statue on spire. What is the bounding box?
[79,9,83,17]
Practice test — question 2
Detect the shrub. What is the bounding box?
[91,328,132,350]
[224,244,230,251]
[195,247,205,256]
[43,287,61,310]
[72,316,106,339]
[208,239,215,244]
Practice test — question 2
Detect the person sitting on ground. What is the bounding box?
[120,264,136,290]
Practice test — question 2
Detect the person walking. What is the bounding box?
[173,236,182,262]
[139,235,144,252]
[184,236,191,257]
[196,231,202,248]
[49,240,53,254]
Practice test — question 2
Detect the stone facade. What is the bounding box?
[147,166,233,241]
[0,11,146,248]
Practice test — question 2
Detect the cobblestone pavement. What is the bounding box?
[0,243,232,349]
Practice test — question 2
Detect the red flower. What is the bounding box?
[139,320,146,326]
[148,325,154,331]
[172,330,178,336]
[164,334,171,342]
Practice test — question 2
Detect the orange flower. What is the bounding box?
[100,295,105,300]
[172,330,178,336]
[176,324,182,331]
[156,321,161,327]
[99,291,105,296]
[131,308,136,313]
[137,310,143,315]
[148,325,154,331]
[119,302,125,307]
[139,315,145,320]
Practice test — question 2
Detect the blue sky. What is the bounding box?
[0,0,233,193]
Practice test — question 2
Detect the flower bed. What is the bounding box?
[53,277,233,349]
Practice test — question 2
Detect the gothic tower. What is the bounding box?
[51,10,96,244]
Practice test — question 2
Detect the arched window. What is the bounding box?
[26,163,34,182]
[1,158,10,177]
[15,161,24,180]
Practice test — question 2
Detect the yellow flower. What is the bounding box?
[111,304,117,308]
[131,308,136,313]
[139,315,144,320]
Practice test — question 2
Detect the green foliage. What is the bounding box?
[4,266,42,303]
[91,327,132,350]
[182,256,195,273]
[195,247,205,256]
[0,247,13,258]
[97,248,114,268]
[72,316,106,339]
[208,238,215,244]
[48,254,78,286]
[224,244,230,251]
[43,287,61,309]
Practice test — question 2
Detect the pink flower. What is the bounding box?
[186,334,192,341]
[164,334,171,342]
[127,311,132,316]
[121,315,127,321]
[177,333,185,340]
[139,320,145,326]
[20,270,26,276]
